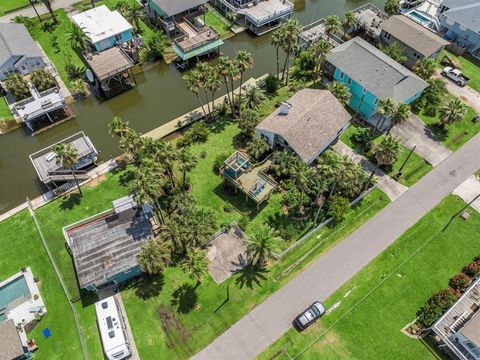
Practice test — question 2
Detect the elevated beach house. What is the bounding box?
[437,0,480,59]
[255,89,351,165]
[63,196,154,291]
[0,23,45,81]
[380,15,449,68]
[325,37,428,126]
[145,0,223,63]
[72,5,133,52]
[212,0,293,35]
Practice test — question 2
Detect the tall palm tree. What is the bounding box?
[227,60,241,112]
[324,15,341,41]
[123,3,145,33]
[270,29,284,79]
[243,85,266,110]
[280,19,302,83]
[183,70,207,116]
[328,81,352,105]
[52,143,82,195]
[311,39,332,84]
[217,56,234,113]
[413,57,436,80]
[384,0,401,16]
[180,247,209,285]
[205,71,221,118]
[109,116,130,139]
[178,149,197,188]
[41,0,56,22]
[66,23,90,51]
[137,238,171,276]
[377,98,398,130]
[153,140,178,189]
[374,135,401,167]
[29,0,42,21]
[271,149,297,178]
[245,224,282,266]
[439,98,466,126]
[195,62,212,116]
[381,42,407,64]
[388,103,411,134]
[246,137,269,161]
[235,50,254,113]
[238,108,258,136]
[342,11,358,39]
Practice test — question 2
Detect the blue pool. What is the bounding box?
[0,275,31,318]
[407,11,433,26]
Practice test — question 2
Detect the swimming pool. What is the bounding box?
[407,11,433,27]
[0,275,31,317]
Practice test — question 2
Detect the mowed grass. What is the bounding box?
[260,195,480,360]
[441,50,480,94]
[205,5,232,38]
[340,124,432,186]
[0,0,30,15]
[0,96,13,120]
[0,211,86,360]
[28,10,85,90]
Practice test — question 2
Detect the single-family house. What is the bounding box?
[325,37,429,121]
[380,15,450,68]
[255,89,351,165]
[432,277,480,359]
[0,320,26,360]
[211,0,294,35]
[63,196,154,291]
[0,23,45,81]
[145,0,223,62]
[72,5,133,52]
[437,0,480,59]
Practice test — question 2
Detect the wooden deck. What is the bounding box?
[84,47,133,81]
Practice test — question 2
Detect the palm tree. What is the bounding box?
[41,0,56,22]
[29,0,42,21]
[271,149,297,178]
[195,62,212,116]
[246,137,269,161]
[226,11,237,27]
[374,135,401,167]
[381,42,407,64]
[153,140,178,189]
[413,57,437,80]
[324,15,341,41]
[280,19,302,83]
[235,50,254,113]
[243,85,266,110]
[52,143,82,195]
[66,23,90,51]
[389,103,411,133]
[238,108,258,136]
[119,129,142,162]
[180,247,209,285]
[377,98,398,130]
[137,238,171,276]
[342,11,358,39]
[183,70,207,116]
[311,39,332,84]
[384,0,401,16]
[227,60,241,112]
[205,71,221,118]
[178,149,197,188]
[245,224,282,266]
[270,29,284,79]
[328,81,352,105]
[439,98,466,126]
[123,3,146,33]
[109,116,130,139]
[217,56,234,113]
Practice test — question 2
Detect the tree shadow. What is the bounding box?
[171,283,198,314]
[79,289,99,308]
[425,123,447,142]
[206,114,234,134]
[232,132,251,149]
[134,273,165,300]
[235,264,268,289]
[213,183,265,216]
[58,193,82,210]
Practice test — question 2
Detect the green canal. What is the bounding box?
[0,0,384,213]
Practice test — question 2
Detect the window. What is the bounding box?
[384,32,391,40]
[35,59,41,66]
[115,33,122,41]
[374,98,378,105]
[347,78,352,85]
[362,88,367,95]
[20,65,27,71]
[339,71,345,79]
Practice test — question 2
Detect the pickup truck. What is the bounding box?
[441,66,470,86]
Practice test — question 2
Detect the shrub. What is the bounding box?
[12,15,34,30]
[177,122,209,147]
[263,74,280,94]
[213,153,229,174]
[327,196,350,221]
[72,79,86,96]
[464,260,480,277]
[237,215,249,231]
[142,32,169,61]
[416,288,457,328]
[5,73,30,101]
[351,128,373,152]
[31,69,56,92]
[449,273,471,292]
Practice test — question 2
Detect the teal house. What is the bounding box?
[326,37,428,122]
[145,0,223,63]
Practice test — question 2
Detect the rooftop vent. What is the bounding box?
[101,301,108,309]
[279,101,292,116]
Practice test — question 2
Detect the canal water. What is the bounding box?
[0,0,384,213]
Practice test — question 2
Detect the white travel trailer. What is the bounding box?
[95,296,131,360]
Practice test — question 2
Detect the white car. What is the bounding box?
[293,302,326,331]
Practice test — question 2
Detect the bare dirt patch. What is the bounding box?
[86,174,106,188]
[157,306,194,356]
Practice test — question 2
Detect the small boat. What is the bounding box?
[400,0,424,10]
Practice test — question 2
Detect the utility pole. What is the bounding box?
[396,145,416,179]
[442,193,480,232]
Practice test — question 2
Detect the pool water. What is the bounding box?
[0,275,31,314]
[407,11,433,26]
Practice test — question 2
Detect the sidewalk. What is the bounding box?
[333,141,408,201]
[0,0,79,22]
[453,175,480,212]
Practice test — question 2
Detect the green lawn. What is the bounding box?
[260,195,480,360]
[340,124,432,187]
[0,96,13,120]
[0,0,30,15]
[205,5,232,38]
[441,50,480,94]
[28,10,85,90]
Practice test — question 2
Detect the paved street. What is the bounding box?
[193,133,480,360]
[0,0,79,22]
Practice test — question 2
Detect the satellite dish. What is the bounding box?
[86,69,95,83]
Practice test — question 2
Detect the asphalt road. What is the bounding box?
[192,133,480,360]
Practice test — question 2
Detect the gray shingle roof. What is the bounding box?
[0,23,42,67]
[255,89,351,164]
[150,0,208,17]
[442,1,480,33]
[326,37,428,102]
[381,15,449,57]
[441,0,478,8]
[0,320,24,360]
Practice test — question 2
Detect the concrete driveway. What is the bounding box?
[453,175,480,212]
[434,70,480,114]
[391,114,452,167]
